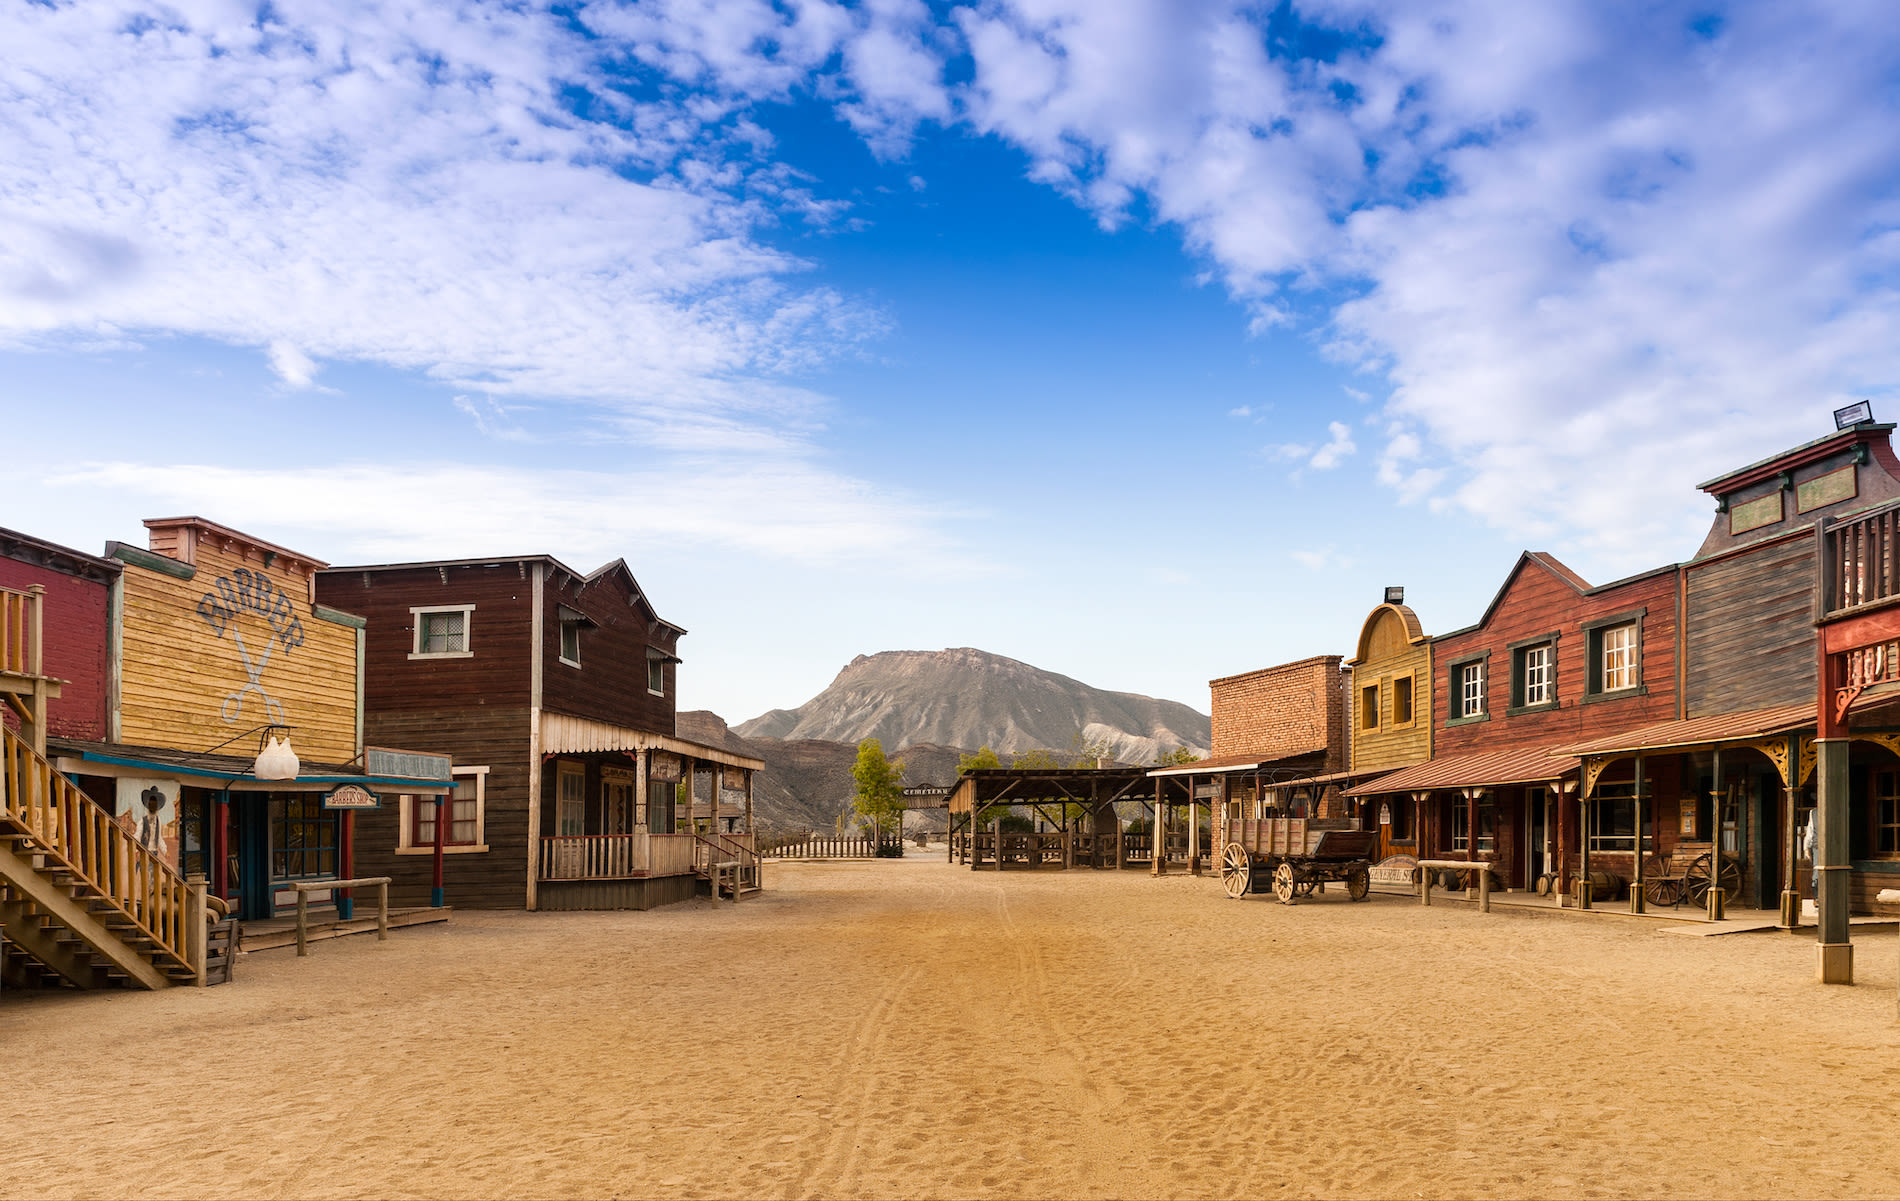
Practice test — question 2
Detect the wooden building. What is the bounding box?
[0,526,120,751]
[41,517,449,925]
[944,766,1182,870]
[1158,654,1364,874]
[314,554,762,911]
[1343,596,1433,878]
[1345,553,1681,896]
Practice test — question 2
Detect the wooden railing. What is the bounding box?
[761,835,901,859]
[1,725,193,974]
[649,832,695,876]
[539,833,646,880]
[1822,500,1900,616]
[693,831,760,889]
[0,584,43,678]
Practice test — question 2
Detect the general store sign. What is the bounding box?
[323,784,381,810]
[650,752,683,782]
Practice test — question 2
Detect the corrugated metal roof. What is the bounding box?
[1147,748,1327,777]
[1343,745,1579,796]
[1552,704,1813,758]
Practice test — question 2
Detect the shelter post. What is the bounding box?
[1815,736,1852,983]
[1707,748,1726,920]
[1630,753,1646,914]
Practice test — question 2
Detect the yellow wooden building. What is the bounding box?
[1345,596,1433,870]
[49,517,449,922]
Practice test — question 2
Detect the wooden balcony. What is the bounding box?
[1820,498,1900,617]
[536,832,697,881]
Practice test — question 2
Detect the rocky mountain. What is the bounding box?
[735,647,1210,766]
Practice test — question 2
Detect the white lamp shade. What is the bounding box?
[254,735,300,781]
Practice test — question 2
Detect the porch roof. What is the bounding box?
[1342,745,1578,796]
[1550,704,1813,759]
[1146,748,1326,778]
[47,738,454,793]
[539,711,763,771]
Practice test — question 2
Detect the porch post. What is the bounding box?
[1780,733,1801,929]
[1579,779,1593,910]
[1189,782,1202,876]
[1152,778,1166,877]
[1815,736,1853,983]
[1708,748,1726,920]
[431,790,446,908]
[1553,779,1568,905]
[338,810,355,921]
[1630,753,1646,914]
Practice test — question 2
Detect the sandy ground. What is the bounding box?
[4,858,1900,1201]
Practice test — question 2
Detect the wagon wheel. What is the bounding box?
[1220,843,1253,899]
[1345,865,1371,902]
[1296,876,1321,898]
[1644,875,1682,907]
[1715,853,1742,899]
[1683,853,1714,905]
[1272,862,1297,904]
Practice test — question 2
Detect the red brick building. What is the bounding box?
[0,526,119,745]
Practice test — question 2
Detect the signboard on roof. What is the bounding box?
[366,746,453,781]
[323,784,380,810]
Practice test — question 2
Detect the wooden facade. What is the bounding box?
[37,517,444,926]
[1346,600,1432,871]
[315,553,760,912]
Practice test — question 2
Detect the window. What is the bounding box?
[648,779,677,833]
[1393,675,1414,725]
[1583,612,1645,699]
[559,620,582,667]
[648,655,665,695]
[1587,785,1653,853]
[410,605,475,659]
[557,762,586,836]
[1521,644,1553,706]
[1449,802,1496,853]
[396,767,488,854]
[411,780,479,847]
[178,791,210,880]
[1361,684,1380,730]
[1459,661,1485,718]
[1508,635,1560,712]
[1877,770,1900,856]
[271,795,338,879]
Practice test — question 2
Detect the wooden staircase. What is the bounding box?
[1,583,205,990]
[693,831,763,899]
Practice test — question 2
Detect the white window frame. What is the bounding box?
[1521,643,1554,707]
[557,761,586,836]
[409,604,476,660]
[559,620,583,669]
[1459,662,1485,718]
[396,766,489,855]
[1600,623,1635,692]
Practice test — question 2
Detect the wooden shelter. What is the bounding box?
[944,767,1191,870]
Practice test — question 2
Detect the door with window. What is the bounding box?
[553,763,587,876]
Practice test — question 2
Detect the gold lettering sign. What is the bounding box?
[1796,464,1857,513]
[1729,491,1783,535]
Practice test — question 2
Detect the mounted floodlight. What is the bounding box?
[1384,586,1405,604]
[1835,400,1875,429]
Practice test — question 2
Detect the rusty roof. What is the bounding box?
[1342,745,1579,796]
[1147,748,1328,778]
[1551,704,1813,758]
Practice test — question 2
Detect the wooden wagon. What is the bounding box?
[1218,818,1379,904]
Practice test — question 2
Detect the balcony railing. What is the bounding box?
[1821,499,1900,616]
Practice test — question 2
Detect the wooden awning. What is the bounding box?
[1551,704,1811,759]
[1342,746,1579,797]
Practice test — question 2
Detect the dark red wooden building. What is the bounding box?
[314,554,761,911]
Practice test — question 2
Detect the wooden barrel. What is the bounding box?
[1578,870,1622,901]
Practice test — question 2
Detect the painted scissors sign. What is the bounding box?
[197,567,304,726]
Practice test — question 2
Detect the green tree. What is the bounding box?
[1152,745,1201,766]
[957,746,1003,773]
[851,738,907,843]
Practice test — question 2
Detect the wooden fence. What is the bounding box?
[761,835,903,859]
[537,831,698,880]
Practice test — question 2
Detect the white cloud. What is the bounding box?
[1228,404,1253,417]
[46,457,955,569]
[955,0,1900,572]
[1292,547,1352,571]
[1308,420,1356,469]
[267,340,318,390]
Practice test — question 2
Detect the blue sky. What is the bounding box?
[4,1,1898,725]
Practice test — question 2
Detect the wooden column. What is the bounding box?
[338,810,356,921]
[431,790,446,908]
[1152,779,1166,877]
[1779,776,1801,929]
[1579,781,1593,909]
[1707,748,1726,920]
[1815,736,1853,983]
[1188,781,1202,876]
[1630,753,1647,914]
[1553,779,1570,906]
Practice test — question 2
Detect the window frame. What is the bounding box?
[1506,632,1562,716]
[556,761,586,836]
[1391,671,1417,728]
[1875,768,1900,858]
[1445,652,1490,726]
[408,604,476,660]
[396,767,489,855]
[647,654,666,696]
[1360,682,1381,731]
[1581,609,1647,702]
[558,619,583,668]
